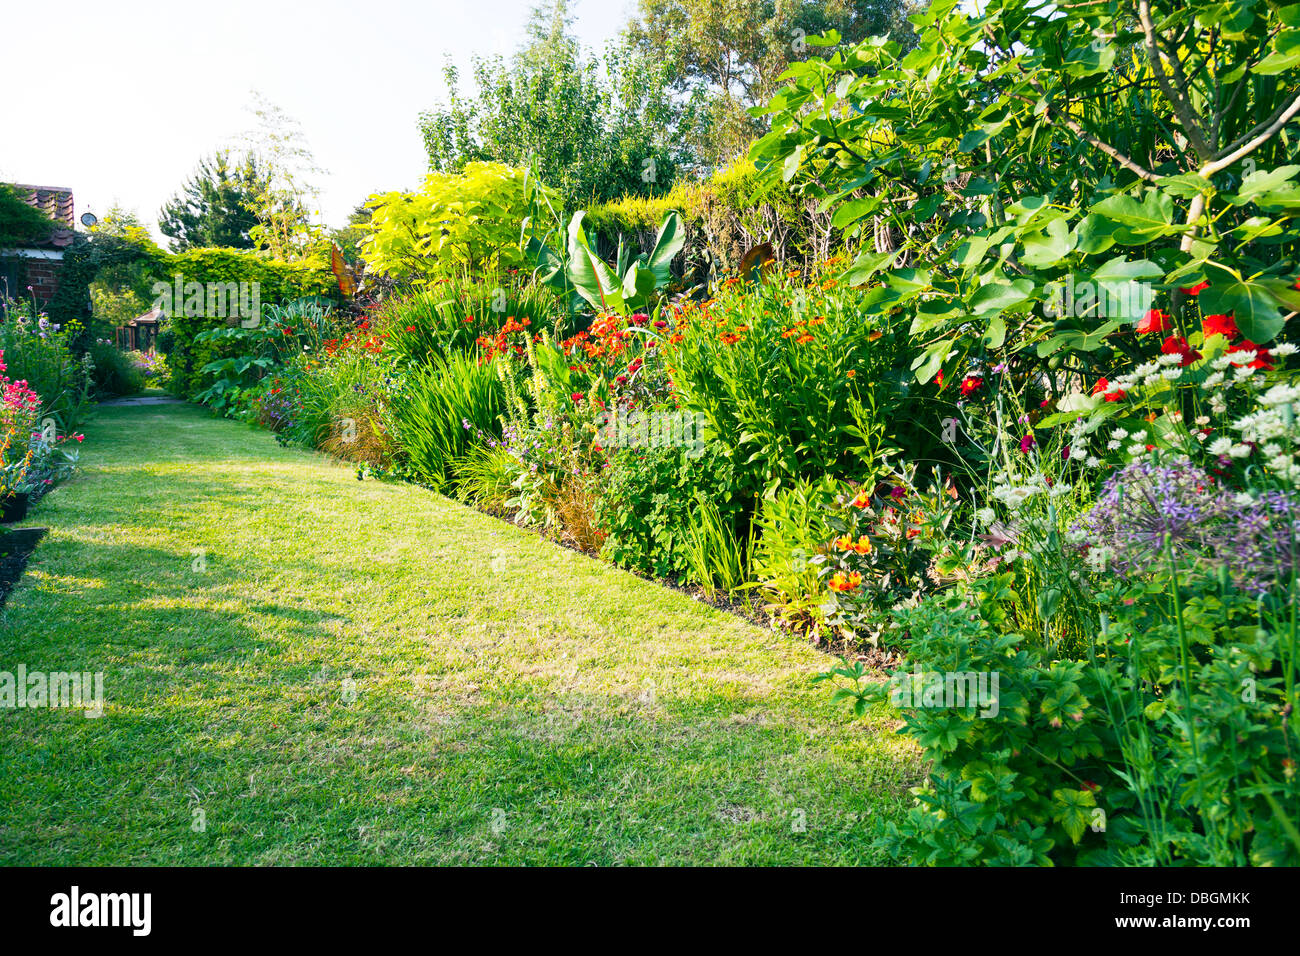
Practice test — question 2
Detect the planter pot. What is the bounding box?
[1,494,29,523]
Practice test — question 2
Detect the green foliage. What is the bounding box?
[624,0,916,167]
[0,184,59,247]
[419,1,686,209]
[363,163,551,284]
[663,269,925,496]
[378,274,565,366]
[595,439,747,578]
[1088,576,1300,866]
[832,585,1112,866]
[752,0,1300,390]
[818,471,961,648]
[829,556,1300,866]
[527,209,685,314]
[86,341,145,397]
[44,232,165,353]
[751,475,840,630]
[581,157,845,279]
[158,151,265,251]
[161,249,339,397]
[452,442,518,507]
[0,300,93,431]
[192,298,341,413]
[680,497,754,597]
[386,351,506,489]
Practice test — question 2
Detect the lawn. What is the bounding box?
[0,403,918,865]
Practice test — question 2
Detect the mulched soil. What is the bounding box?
[0,527,46,608]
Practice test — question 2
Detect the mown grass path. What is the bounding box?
[0,403,917,864]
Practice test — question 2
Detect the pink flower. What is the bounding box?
[1020,435,1035,454]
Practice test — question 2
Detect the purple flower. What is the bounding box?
[1073,460,1300,595]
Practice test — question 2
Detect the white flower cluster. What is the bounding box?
[1229,380,1300,483]
[1085,340,1300,481]
[990,471,1072,511]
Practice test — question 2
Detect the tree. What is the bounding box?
[158,151,264,251]
[624,0,916,168]
[239,93,326,261]
[418,0,689,209]
[752,0,1300,380]
[87,207,167,329]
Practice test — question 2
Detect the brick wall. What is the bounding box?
[25,259,60,304]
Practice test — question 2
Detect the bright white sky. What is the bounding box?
[0,0,632,245]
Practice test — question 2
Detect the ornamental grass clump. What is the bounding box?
[1073,459,1299,596]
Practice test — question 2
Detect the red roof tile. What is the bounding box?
[8,184,75,247]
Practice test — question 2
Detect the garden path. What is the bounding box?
[0,403,916,864]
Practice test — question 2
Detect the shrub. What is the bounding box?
[0,299,93,431]
[362,163,553,284]
[193,298,344,413]
[159,249,339,396]
[662,269,923,496]
[595,439,748,579]
[378,275,565,366]
[128,349,170,388]
[751,476,840,633]
[87,340,145,397]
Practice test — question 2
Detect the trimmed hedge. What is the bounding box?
[160,248,340,396]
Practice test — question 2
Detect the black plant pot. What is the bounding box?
[1,494,29,523]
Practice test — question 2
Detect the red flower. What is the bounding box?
[405,325,417,332]
[1161,335,1202,367]
[934,369,945,388]
[1201,313,1238,340]
[1228,341,1273,370]
[1179,281,1209,296]
[570,392,584,403]
[1136,309,1172,334]
[1019,435,1035,454]
[1091,378,1126,402]
[960,375,983,396]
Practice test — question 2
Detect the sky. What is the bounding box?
[0,0,633,245]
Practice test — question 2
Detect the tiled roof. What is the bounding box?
[8,184,75,248]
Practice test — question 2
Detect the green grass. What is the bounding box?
[0,403,919,865]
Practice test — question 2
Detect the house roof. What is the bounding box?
[9,184,75,248]
[130,308,163,326]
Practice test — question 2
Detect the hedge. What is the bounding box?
[159,248,340,396]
